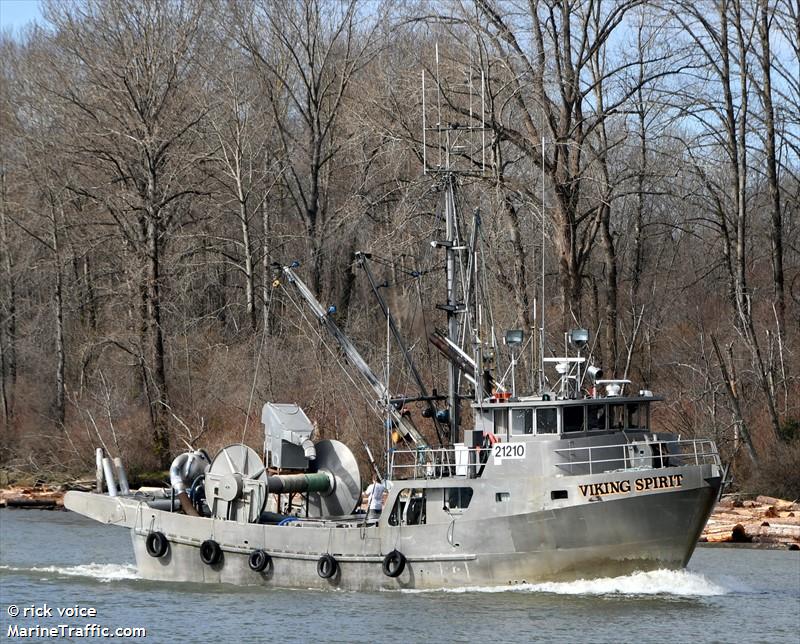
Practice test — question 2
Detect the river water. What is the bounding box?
[1,509,798,643]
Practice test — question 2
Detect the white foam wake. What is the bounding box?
[401,569,728,597]
[1,563,139,583]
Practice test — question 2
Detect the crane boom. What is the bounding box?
[279,264,429,449]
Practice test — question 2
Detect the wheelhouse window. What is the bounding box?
[587,404,606,431]
[493,409,509,438]
[536,407,558,434]
[511,408,533,435]
[563,406,585,432]
[388,488,426,526]
[627,403,647,429]
[609,404,625,429]
[389,487,472,525]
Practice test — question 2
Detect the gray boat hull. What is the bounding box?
[65,464,719,590]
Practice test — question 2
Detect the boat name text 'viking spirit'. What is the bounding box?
[578,474,684,497]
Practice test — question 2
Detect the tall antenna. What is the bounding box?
[540,137,547,393]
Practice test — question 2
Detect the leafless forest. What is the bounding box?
[0,0,797,495]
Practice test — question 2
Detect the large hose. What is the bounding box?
[266,472,332,495]
[169,451,210,517]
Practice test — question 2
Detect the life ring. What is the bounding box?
[316,553,338,579]
[200,539,222,565]
[381,550,406,577]
[248,549,272,573]
[145,531,169,558]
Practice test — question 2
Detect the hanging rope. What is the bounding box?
[240,288,275,446]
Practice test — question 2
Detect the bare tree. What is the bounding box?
[0,37,18,429]
[236,0,383,299]
[671,0,783,454]
[467,0,654,351]
[754,0,786,340]
[44,0,210,466]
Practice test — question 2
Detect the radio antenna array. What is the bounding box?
[422,43,488,176]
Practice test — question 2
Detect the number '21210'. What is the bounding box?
[492,443,526,460]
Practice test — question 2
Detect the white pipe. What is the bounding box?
[95,448,104,493]
[114,457,130,495]
[301,439,316,461]
[102,457,118,497]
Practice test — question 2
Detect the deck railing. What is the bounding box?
[388,446,483,480]
[552,438,721,476]
[387,437,721,480]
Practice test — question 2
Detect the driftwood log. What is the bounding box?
[701,495,800,549]
[0,485,65,509]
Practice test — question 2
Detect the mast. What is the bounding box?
[445,175,459,442]
[422,48,489,443]
[540,136,547,394]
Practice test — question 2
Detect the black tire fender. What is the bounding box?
[200,539,222,565]
[316,553,338,579]
[382,549,406,577]
[248,549,272,573]
[145,531,169,558]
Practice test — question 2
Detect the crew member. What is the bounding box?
[362,474,385,520]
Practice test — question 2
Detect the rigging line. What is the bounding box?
[366,253,445,279]
[277,174,443,276]
[279,290,386,460]
[360,255,446,447]
[281,288,377,418]
[278,284,389,437]
[240,290,275,447]
[406,179,448,375]
[367,254,429,277]
[458,212,477,348]
[477,227,499,360]
[459,210,481,348]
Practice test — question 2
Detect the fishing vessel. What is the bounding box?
[64,66,723,590]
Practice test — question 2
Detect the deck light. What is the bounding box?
[568,328,589,350]
[504,329,523,347]
[586,365,603,381]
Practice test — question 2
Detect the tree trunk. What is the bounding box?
[0,172,15,427]
[261,199,272,334]
[52,207,66,429]
[711,335,757,465]
[146,216,170,467]
[555,213,582,328]
[756,0,785,340]
[492,152,534,332]
[238,188,256,330]
[600,205,618,370]
[0,338,8,430]
[83,255,97,332]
